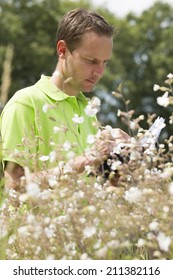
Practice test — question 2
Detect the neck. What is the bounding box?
[51,69,79,97]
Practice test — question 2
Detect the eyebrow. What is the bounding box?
[86,57,110,64]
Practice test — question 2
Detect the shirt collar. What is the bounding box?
[36,74,88,103]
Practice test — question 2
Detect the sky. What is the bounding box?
[91,0,173,17]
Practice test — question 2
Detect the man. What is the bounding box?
[0,8,129,189]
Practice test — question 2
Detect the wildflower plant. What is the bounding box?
[0,74,173,260]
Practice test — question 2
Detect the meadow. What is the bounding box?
[0,74,173,260]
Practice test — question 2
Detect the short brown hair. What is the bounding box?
[56,8,115,52]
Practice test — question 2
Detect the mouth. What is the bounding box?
[86,78,98,85]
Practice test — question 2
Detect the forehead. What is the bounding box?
[77,31,113,59]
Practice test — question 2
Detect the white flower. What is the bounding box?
[157,92,169,107]
[66,151,75,159]
[18,226,29,237]
[130,121,136,130]
[91,96,101,108]
[53,126,61,133]
[63,141,71,151]
[85,105,98,116]
[163,206,169,213]
[27,214,35,223]
[46,254,55,260]
[153,84,160,91]
[149,220,159,231]
[117,109,122,117]
[48,176,58,187]
[8,235,15,245]
[136,238,145,247]
[63,163,73,174]
[85,97,101,117]
[124,187,142,203]
[130,150,141,161]
[45,227,55,239]
[168,182,173,195]
[26,182,41,197]
[161,167,173,179]
[112,143,125,154]
[73,191,85,199]
[111,160,122,170]
[167,73,173,79]
[87,134,95,144]
[95,246,108,258]
[39,155,49,161]
[72,114,84,124]
[80,253,92,260]
[83,226,96,238]
[42,103,49,113]
[49,151,56,162]
[157,232,171,252]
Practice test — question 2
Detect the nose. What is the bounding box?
[93,63,105,77]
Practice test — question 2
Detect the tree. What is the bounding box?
[0,0,172,136]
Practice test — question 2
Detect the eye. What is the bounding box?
[104,60,109,66]
[86,59,97,64]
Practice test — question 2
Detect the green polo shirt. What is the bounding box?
[0,75,97,170]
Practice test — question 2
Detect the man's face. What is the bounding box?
[63,31,113,93]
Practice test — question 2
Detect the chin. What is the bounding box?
[83,85,94,93]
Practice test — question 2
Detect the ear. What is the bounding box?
[57,40,67,58]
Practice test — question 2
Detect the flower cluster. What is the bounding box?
[0,76,173,260]
[154,73,173,108]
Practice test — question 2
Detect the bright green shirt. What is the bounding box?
[0,75,97,170]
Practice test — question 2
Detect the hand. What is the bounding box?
[89,128,130,164]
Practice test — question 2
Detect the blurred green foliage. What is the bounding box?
[0,0,173,135]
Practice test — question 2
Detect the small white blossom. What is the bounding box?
[18,226,29,237]
[8,235,15,245]
[91,96,101,108]
[39,155,49,161]
[63,163,73,174]
[95,246,108,258]
[112,143,125,154]
[80,253,92,260]
[85,105,98,116]
[87,134,95,144]
[45,227,55,239]
[168,182,173,195]
[66,151,75,159]
[149,220,159,231]
[63,141,71,151]
[85,97,101,117]
[163,206,169,213]
[136,238,145,247]
[26,182,41,197]
[72,114,84,124]
[42,103,49,113]
[83,226,96,238]
[49,151,56,162]
[124,187,142,203]
[73,191,85,199]
[130,150,141,161]
[117,109,121,116]
[129,121,136,130]
[157,92,169,107]
[46,254,55,260]
[48,176,58,187]
[153,84,160,91]
[167,73,173,79]
[53,126,61,133]
[27,214,35,224]
[111,160,122,170]
[157,232,171,252]
[19,193,29,202]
